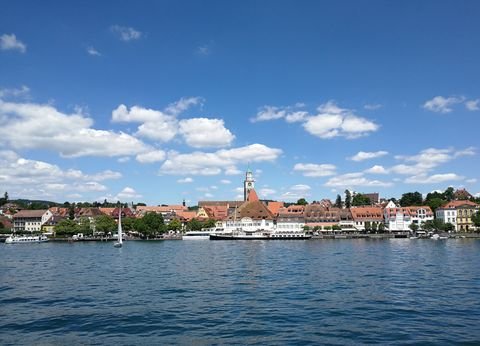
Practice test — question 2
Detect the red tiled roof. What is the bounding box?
[247,189,259,202]
[267,201,284,216]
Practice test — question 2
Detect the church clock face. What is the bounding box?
[247,182,252,187]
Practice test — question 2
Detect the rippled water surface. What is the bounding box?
[1,239,480,345]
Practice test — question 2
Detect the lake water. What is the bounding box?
[1,239,480,345]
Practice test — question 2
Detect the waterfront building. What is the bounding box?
[383,206,433,232]
[350,206,384,231]
[221,189,275,232]
[276,205,305,231]
[304,205,343,232]
[436,200,479,231]
[13,209,52,233]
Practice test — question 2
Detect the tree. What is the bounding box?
[378,223,385,233]
[167,218,182,232]
[187,218,203,231]
[142,212,165,236]
[352,194,371,206]
[334,194,342,208]
[364,221,372,232]
[399,192,423,207]
[121,217,136,232]
[297,198,308,206]
[332,225,341,231]
[94,215,116,234]
[203,219,216,228]
[134,218,147,236]
[444,223,455,232]
[68,205,75,220]
[76,217,92,235]
[345,190,352,208]
[426,197,447,213]
[444,187,454,202]
[423,220,435,232]
[409,223,419,233]
[433,219,445,231]
[55,219,78,236]
[471,211,480,229]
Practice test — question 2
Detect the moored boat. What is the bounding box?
[5,235,49,244]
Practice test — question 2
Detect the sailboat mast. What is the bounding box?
[118,203,123,244]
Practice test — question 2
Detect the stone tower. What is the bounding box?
[243,168,255,201]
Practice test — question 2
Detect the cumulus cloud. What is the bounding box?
[364,165,389,174]
[0,151,120,200]
[423,96,464,113]
[290,184,311,192]
[0,85,30,99]
[404,173,465,184]
[159,144,282,176]
[165,97,204,116]
[293,163,336,177]
[259,188,276,197]
[86,46,101,56]
[303,101,379,139]
[0,33,26,53]
[325,172,392,188]
[110,25,142,41]
[116,187,143,200]
[465,99,479,111]
[220,179,231,184]
[178,118,235,148]
[364,104,383,110]
[135,150,166,163]
[349,150,388,162]
[177,177,193,183]
[0,100,153,158]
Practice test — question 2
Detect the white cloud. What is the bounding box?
[251,106,287,122]
[165,97,204,116]
[196,45,211,56]
[0,33,26,53]
[115,187,142,200]
[86,46,101,56]
[0,85,30,99]
[0,152,120,200]
[349,150,388,162]
[405,173,465,184]
[285,111,308,123]
[466,178,477,184]
[110,25,142,41]
[177,177,193,183]
[364,104,382,110]
[160,144,282,176]
[220,179,231,184]
[117,157,130,163]
[204,193,214,198]
[259,188,276,197]
[423,96,464,113]
[135,150,166,163]
[0,100,152,158]
[290,184,311,192]
[392,147,474,176]
[304,101,379,139]
[364,165,389,174]
[179,118,235,148]
[465,99,479,111]
[112,104,178,142]
[293,163,336,177]
[325,172,392,188]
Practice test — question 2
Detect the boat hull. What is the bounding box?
[210,234,311,240]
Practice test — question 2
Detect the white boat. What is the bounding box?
[114,205,123,248]
[182,228,227,240]
[431,234,448,240]
[210,228,311,240]
[5,235,49,244]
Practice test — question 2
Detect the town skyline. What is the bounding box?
[1,1,479,205]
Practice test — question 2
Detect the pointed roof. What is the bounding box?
[247,189,259,202]
[227,199,274,221]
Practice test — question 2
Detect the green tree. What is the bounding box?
[94,215,116,234]
[423,220,435,232]
[55,219,78,236]
[142,212,165,235]
[167,218,182,232]
[121,217,136,232]
[426,197,447,212]
[76,217,92,235]
[399,192,423,207]
[332,225,341,231]
[297,198,308,206]
[334,194,342,208]
[444,223,455,232]
[433,219,445,231]
[378,223,385,233]
[187,218,203,231]
[364,221,372,232]
[68,205,75,220]
[409,223,419,233]
[352,194,371,206]
[134,218,147,236]
[345,190,352,208]
[471,211,480,229]
[444,187,455,201]
[203,219,216,228]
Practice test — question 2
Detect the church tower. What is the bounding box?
[244,168,255,201]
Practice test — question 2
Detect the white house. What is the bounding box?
[13,209,52,233]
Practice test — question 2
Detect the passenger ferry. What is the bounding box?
[210,228,311,240]
[182,228,227,240]
[5,235,49,244]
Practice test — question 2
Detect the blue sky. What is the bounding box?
[1,1,479,205]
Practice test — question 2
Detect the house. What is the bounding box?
[436,200,479,231]
[221,189,275,232]
[135,205,187,217]
[13,209,52,233]
[266,201,284,217]
[383,206,433,232]
[350,206,384,231]
[454,188,473,201]
[276,205,305,231]
[304,205,342,231]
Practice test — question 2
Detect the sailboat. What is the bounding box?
[114,204,123,248]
